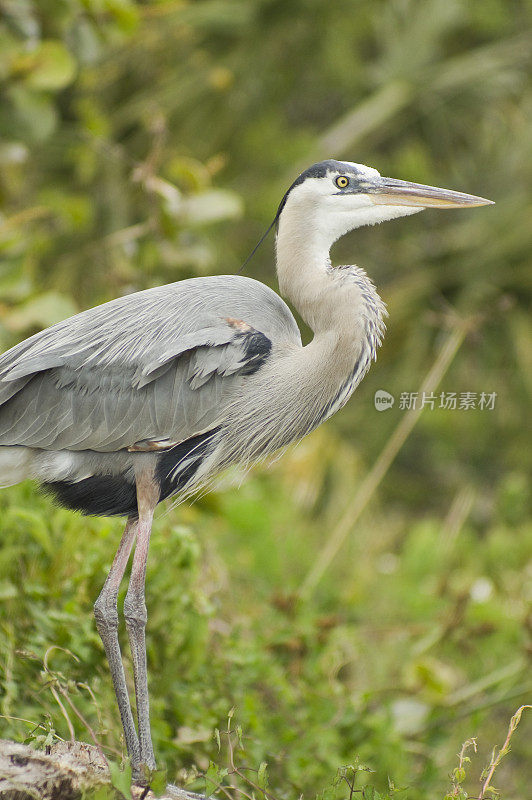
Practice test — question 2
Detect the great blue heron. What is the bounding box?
[0,159,492,776]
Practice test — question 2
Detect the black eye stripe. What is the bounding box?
[276,162,365,220]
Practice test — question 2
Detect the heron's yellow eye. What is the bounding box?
[335,175,350,189]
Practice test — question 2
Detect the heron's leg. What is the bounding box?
[93,516,140,765]
[124,468,159,773]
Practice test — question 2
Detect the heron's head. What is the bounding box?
[276,159,493,245]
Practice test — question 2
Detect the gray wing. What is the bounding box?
[0,275,301,451]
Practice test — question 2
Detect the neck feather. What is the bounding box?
[204,215,387,470]
[274,209,387,430]
[275,207,386,347]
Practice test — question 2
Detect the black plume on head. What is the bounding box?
[238,159,362,274]
[274,159,365,221]
[275,160,338,221]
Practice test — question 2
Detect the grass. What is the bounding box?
[0,425,530,799]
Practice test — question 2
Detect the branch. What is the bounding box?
[0,739,205,800]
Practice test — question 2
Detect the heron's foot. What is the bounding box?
[131,759,157,787]
[128,708,156,784]
[130,763,199,799]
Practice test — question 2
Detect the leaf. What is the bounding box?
[104,0,140,33]
[0,580,17,600]
[205,761,222,798]
[257,761,269,792]
[150,766,168,796]
[236,724,243,749]
[92,787,117,800]
[2,86,57,142]
[22,41,77,91]
[317,787,337,800]
[452,767,466,783]
[180,189,243,225]
[108,759,132,800]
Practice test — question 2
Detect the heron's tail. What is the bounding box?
[42,428,221,518]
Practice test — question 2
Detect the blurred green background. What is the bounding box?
[0,1,531,798]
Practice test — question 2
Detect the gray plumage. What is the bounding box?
[0,276,298,452]
[0,159,492,777]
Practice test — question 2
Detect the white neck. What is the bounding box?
[275,199,385,341]
[274,180,419,337]
[272,196,387,438]
[213,195,393,466]
[275,216,331,333]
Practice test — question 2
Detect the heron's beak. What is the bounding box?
[367,177,494,209]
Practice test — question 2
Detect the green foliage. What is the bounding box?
[0,1,531,799]
[108,759,132,800]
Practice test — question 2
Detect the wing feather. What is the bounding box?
[0,275,299,452]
